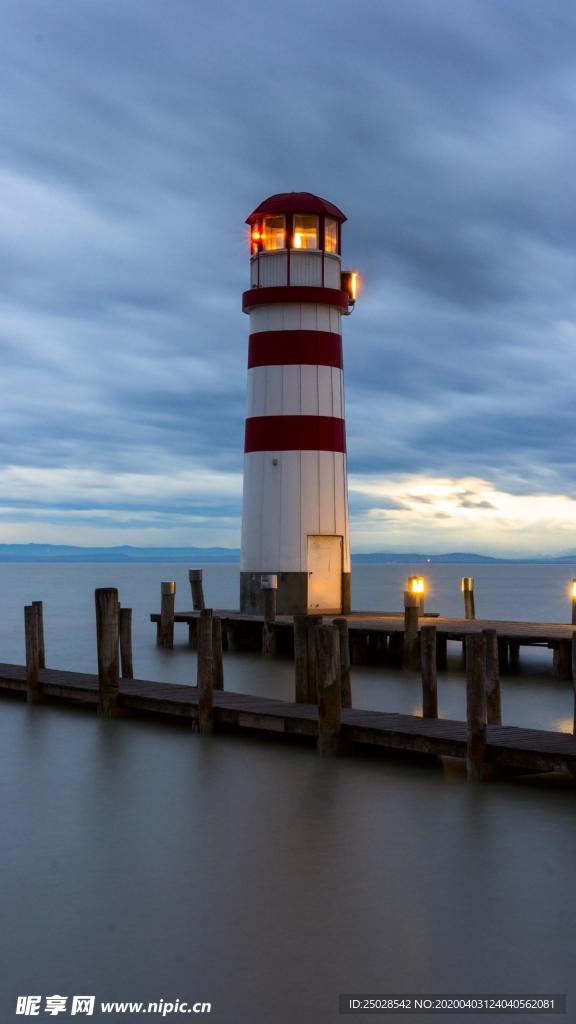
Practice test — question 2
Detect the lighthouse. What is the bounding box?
[240,192,357,616]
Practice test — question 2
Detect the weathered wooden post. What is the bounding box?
[119,607,133,680]
[24,604,41,704]
[461,577,475,620]
[32,600,46,669]
[261,574,277,657]
[195,608,214,734]
[465,633,487,781]
[159,581,176,649]
[483,628,501,726]
[306,615,322,702]
[420,625,438,718]
[213,615,224,691]
[294,613,309,703]
[572,631,576,735]
[315,624,342,756]
[95,588,120,719]
[189,569,205,610]
[333,617,352,709]
[403,591,420,670]
[553,640,572,681]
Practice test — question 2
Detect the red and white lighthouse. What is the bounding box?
[240,192,357,616]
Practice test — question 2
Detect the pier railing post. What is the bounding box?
[195,608,214,734]
[213,615,224,691]
[260,574,277,657]
[466,633,487,781]
[24,604,41,704]
[316,625,342,756]
[32,600,46,669]
[159,581,176,649]
[462,577,476,620]
[95,588,120,719]
[403,591,420,670]
[333,617,352,709]
[483,628,501,726]
[420,625,438,718]
[119,607,134,680]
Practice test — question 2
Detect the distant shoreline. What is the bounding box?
[0,545,574,565]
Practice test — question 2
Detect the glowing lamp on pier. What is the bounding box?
[571,578,576,626]
[408,575,425,596]
[241,191,358,615]
[406,575,425,613]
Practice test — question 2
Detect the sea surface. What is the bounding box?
[0,563,574,1023]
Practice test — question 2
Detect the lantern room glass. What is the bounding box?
[324,217,338,253]
[262,215,286,251]
[293,214,318,250]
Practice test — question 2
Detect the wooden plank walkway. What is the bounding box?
[2,663,574,776]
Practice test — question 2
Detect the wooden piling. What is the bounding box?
[32,600,46,669]
[119,607,133,680]
[420,625,438,719]
[436,633,447,670]
[572,632,576,736]
[315,625,342,756]
[509,640,520,671]
[465,633,487,781]
[213,615,224,691]
[483,629,501,726]
[306,616,322,702]
[159,582,176,649]
[261,574,277,657]
[195,608,214,734]
[403,592,420,670]
[294,614,309,703]
[462,577,476,620]
[24,604,41,704]
[95,588,120,718]
[553,640,572,681]
[188,569,205,611]
[333,617,352,709]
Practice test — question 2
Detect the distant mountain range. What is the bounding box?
[0,544,574,564]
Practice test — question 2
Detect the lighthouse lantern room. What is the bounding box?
[240,192,357,616]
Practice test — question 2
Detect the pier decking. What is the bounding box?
[150,608,576,675]
[1,662,574,776]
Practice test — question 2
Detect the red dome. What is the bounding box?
[246,192,347,224]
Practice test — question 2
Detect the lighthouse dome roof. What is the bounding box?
[246,192,347,224]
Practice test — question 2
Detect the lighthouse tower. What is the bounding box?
[240,192,357,616]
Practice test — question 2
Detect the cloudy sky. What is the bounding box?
[2,0,576,555]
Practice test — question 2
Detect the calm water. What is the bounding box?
[0,563,574,1023]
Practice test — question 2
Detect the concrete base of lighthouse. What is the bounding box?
[240,571,351,616]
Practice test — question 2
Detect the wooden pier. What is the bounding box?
[150,608,576,678]
[1,662,574,777]
[1,586,574,787]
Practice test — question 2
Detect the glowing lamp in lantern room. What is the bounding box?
[241,191,359,615]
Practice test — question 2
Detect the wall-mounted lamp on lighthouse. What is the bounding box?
[240,192,359,616]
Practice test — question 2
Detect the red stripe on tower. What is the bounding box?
[248,331,343,369]
[244,415,346,453]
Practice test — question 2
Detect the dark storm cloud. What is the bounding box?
[1,0,575,545]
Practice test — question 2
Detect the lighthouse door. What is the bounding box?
[306,536,343,613]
